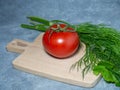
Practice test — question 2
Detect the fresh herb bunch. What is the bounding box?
[72,23,120,87]
[21,16,120,87]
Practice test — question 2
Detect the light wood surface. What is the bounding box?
[6,33,101,87]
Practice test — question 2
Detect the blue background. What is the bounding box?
[0,0,120,90]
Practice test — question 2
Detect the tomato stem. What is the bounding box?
[51,24,75,32]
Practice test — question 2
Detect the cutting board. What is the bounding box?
[6,33,101,87]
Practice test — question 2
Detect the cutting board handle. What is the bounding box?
[6,39,31,54]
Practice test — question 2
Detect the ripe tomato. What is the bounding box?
[42,24,80,58]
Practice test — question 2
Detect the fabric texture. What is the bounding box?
[0,0,120,90]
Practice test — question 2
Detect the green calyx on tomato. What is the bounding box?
[50,24,75,32]
[42,24,80,58]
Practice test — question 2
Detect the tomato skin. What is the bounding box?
[42,24,80,58]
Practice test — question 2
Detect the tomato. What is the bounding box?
[42,24,80,58]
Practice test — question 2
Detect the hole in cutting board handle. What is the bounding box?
[6,39,31,53]
[11,40,29,48]
[16,41,28,47]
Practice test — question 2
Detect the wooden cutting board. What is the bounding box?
[6,33,101,87]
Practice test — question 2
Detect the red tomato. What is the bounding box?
[42,24,80,58]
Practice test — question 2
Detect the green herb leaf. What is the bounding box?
[93,65,116,82]
[21,24,47,32]
[50,20,72,26]
[93,61,120,86]
[27,16,50,26]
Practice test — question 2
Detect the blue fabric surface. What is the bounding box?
[0,0,120,90]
